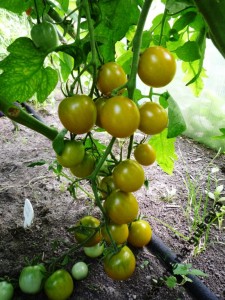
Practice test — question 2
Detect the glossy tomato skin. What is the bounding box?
[139,102,168,135]
[99,176,116,199]
[83,242,104,258]
[100,96,140,138]
[58,95,97,134]
[31,22,59,52]
[56,140,85,168]
[112,159,145,192]
[97,62,127,96]
[128,220,152,247]
[0,281,14,300]
[95,97,107,127]
[70,153,95,178]
[134,143,156,166]
[74,216,102,247]
[102,223,129,244]
[103,246,136,280]
[138,46,176,87]
[44,269,73,300]
[19,264,46,294]
[71,262,88,280]
[104,190,138,224]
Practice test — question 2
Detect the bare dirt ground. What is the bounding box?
[0,103,225,300]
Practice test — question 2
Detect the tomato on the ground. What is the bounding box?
[112,159,145,192]
[128,220,152,247]
[44,269,73,300]
[102,223,129,244]
[138,102,168,135]
[99,176,116,199]
[138,46,176,87]
[104,190,138,224]
[134,143,156,166]
[70,153,95,178]
[100,96,140,138]
[71,262,88,280]
[56,140,85,168]
[83,242,104,258]
[103,246,136,280]
[58,95,97,134]
[0,281,14,300]
[19,264,46,294]
[97,62,127,96]
[31,22,59,52]
[74,216,102,247]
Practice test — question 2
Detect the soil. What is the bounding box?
[0,102,225,300]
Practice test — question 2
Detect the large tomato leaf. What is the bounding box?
[0,37,58,103]
[0,0,32,14]
[94,0,140,61]
[167,95,186,138]
[149,129,178,175]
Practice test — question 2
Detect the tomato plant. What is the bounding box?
[99,176,116,199]
[44,269,73,300]
[58,95,97,134]
[56,140,85,168]
[100,96,140,138]
[31,22,59,52]
[74,216,102,247]
[134,143,156,166]
[104,190,138,224]
[97,62,127,96]
[128,219,152,247]
[83,242,105,258]
[138,102,168,135]
[71,262,89,280]
[95,97,107,128]
[138,46,176,88]
[112,159,145,192]
[19,264,46,294]
[0,281,14,300]
[102,223,129,244]
[103,246,136,280]
[70,153,95,178]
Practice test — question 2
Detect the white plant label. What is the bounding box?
[23,198,34,228]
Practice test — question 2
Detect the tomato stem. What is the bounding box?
[33,0,41,24]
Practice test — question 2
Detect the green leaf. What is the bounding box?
[27,160,46,167]
[0,37,58,103]
[188,269,208,277]
[165,0,195,14]
[59,52,74,82]
[173,11,197,32]
[94,0,140,61]
[52,128,68,155]
[175,41,201,62]
[167,95,186,138]
[165,276,177,288]
[133,89,143,102]
[55,0,69,12]
[117,50,133,75]
[173,263,191,275]
[212,128,225,140]
[0,0,32,14]
[149,129,178,175]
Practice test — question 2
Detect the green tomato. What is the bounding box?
[56,140,85,168]
[44,269,74,300]
[19,264,46,294]
[0,281,14,300]
[83,242,104,258]
[31,21,59,52]
[71,262,89,280]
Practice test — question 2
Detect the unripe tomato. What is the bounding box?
[138,102,168,135]
[99,176,116,199]
[134,143,156,166]
[83,242,104,258]
[97,62,127,96]
[71,262,88,280]
[58,95,97,134]
[100,96,140,138]
[138,46,176,87]
[31,22,59,52]
[70,153,95,178]
[128,220,152,247]
[74,216,102,247]
[103,246,136,280]
[44,269,73,300]
[0,281,14,300]
[102,223,129,244]
[95,97,107,127]
[112,159,145,192]
[56,140,85,168]
[104,190,138,224]
[19,264,46,294]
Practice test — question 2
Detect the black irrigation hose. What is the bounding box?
[147,233,219,300]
